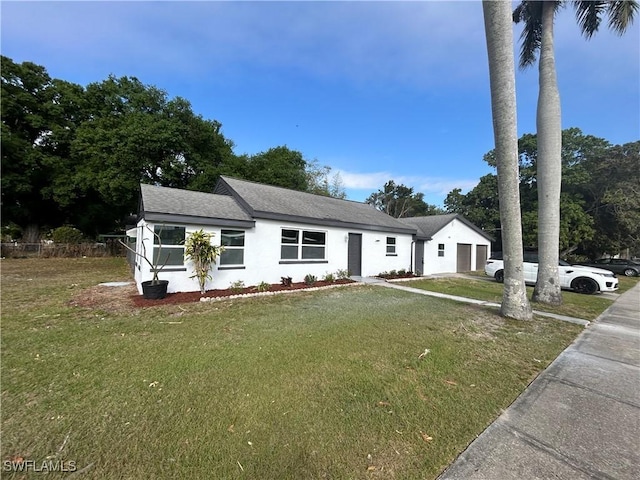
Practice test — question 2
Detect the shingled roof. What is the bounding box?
[214,176,417,234]
[139,184,254,228]
[399,214,494,241]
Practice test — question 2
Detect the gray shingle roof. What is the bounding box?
[140,184,254,227]
[215,176,417,234]
[399,214,494,241]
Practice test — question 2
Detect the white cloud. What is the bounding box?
[336,169,479,196]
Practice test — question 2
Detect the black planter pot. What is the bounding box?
[141,280,169,300]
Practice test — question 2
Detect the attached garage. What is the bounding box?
[400,214,493,275]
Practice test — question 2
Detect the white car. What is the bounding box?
[484,255,618,295]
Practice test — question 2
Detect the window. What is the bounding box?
[220,230,245,266]
[438,243,445,257]
[281,229,326,260]
[153,225,185,266]
[386,237,396,255]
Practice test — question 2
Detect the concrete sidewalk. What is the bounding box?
[436,281,640,480]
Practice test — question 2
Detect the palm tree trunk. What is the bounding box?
[482,0,532,320]
[532,0,563,305]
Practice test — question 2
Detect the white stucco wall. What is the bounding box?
[421,218,492,275]
[132,218,413,293]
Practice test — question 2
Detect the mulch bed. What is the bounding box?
[375,273,417,280]
[131,279,356,307]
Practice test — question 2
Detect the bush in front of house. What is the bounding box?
[229,280,245,293]
[304,274,317,286]
[335,269,349,280]
[185,230,224,294]
[377,270,415,280]
[322,272,335,283]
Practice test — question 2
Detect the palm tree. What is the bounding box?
[513,0,638,305]
[482,0,533,320]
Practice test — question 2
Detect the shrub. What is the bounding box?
[322,272,335,283]
[281,276,293,287]
[256,281,270,292]
[304,274,317,286]
[185,230,224,294]
[389,270,397,277]
[51,226,83,244]
[335,269,349,280]
[2,222,22,242]
[229,280,245,293]
[398,269,406,276]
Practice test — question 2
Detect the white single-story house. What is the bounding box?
[399,214,494,275]
[127,177,493,294]
[129,176,418,294]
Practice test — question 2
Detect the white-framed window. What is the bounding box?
[386,237,396,255]
[220,230,245,266]
[153,225,185,266]
[438,243,445,257]
[281,229,326,260]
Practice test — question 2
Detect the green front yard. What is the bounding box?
[1,258,583,479]
[404,273,640,321]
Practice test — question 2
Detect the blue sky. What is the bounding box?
[2,1,638,205]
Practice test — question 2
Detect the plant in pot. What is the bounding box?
[119,225,171,299]
[184,230,224,294]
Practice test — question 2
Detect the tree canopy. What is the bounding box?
[1,56,345,239]
[365,180,444,218]
[512,0,638,304]
[445,128,640,258]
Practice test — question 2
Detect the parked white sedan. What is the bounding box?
[485,257,618,295]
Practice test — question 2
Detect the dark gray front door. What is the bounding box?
[415,240,425,275]
[456,243,472,272]
[347,233,362,276]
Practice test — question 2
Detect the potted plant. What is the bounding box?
[184,229,224,294]
[119,225,171,299]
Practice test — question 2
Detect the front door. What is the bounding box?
[347,233,362,276]
[415,240,425,275]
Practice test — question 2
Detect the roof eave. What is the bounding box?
[143,212,255,229]
[252,210,417,235]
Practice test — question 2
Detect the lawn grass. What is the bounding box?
[403,275,627,320]
[616,275,640,294]
[1,258,583,479]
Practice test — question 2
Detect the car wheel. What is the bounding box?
[623,268,638,277]
[495,270,504,283]
[571,277,599,295]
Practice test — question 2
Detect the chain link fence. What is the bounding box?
[1,239,127,258]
